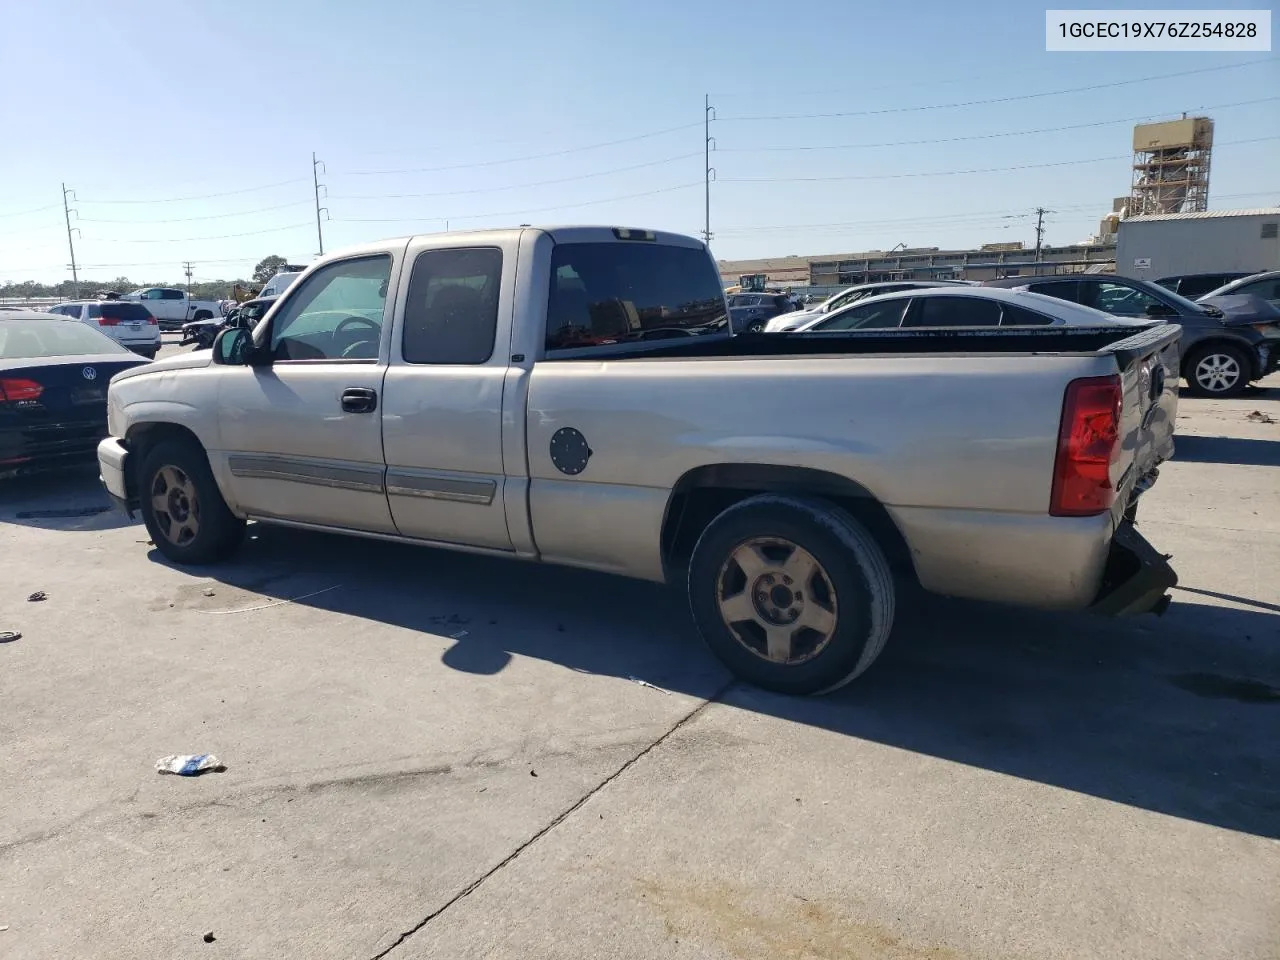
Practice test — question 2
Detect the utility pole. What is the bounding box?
[312,152,328,256]
[1033,207,1056,275]
[703,94,715,247]
[61,183,79,296]
[183,261,194,295]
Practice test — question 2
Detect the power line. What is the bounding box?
[77,177,311,205]
[78,199,314,225]
[333,181,703,225]
[336,123,704,177]
[332,152,701,201]
[720,136,1279,184]
[720,97,1280,154]
[83,222,314,244]
[710,191,1280,237]
[0,202,64,220]
[719,58,1277,122]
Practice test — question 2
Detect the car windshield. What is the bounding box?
[0,317,128,359]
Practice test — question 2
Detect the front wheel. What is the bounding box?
[139,439,245,564]
[687,494,895,695]
[1184,343,1251,398]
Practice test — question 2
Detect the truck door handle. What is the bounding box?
[340,387,378,414]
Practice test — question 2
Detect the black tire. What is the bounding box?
[1183,342,1251,398]
[139,439,245,564]
[687,494,895,695]
[192,310,213,322]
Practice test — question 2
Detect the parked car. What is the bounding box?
[1155,272,1255,300]
[727,292,796,333]
[985,274,1280,397]
[99,225,1179,695]
[764,280,973,332]
[1,311,149,479]
[795,287,1154,332]
[120,288,223,331]
[44,299,161,358]
[1199,269,1280,308]
[181,296,278,349]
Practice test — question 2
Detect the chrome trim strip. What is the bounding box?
[385,471,496,505]
[228,455,384,494]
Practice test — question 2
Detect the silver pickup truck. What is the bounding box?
[98,226,1180,694]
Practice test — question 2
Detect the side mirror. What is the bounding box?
[1145,302,1176,317]
[213,326,270,366]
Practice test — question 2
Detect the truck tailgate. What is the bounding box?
[1105,323,1180,519]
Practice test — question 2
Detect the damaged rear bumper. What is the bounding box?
[1089,522,1177,617]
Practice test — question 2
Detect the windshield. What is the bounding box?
[0,317,128,359]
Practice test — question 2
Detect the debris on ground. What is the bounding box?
[530,769,538,777]
[1245,410,1276,424]
[200,584,341,615]
[26,591,46,602]
[203,931,216,943]
[202,588,216,597]
[155,754,226,776]
[0,924,8,932]
[0,632,20,644]
[628,676,672,695]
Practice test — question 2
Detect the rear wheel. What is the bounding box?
[1184,343,1250,398]
[139,439,244,564]
[687,494,895,695]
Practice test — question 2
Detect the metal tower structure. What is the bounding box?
[1129,116,1213,216]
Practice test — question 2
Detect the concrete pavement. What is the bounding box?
[1,357,1277,959]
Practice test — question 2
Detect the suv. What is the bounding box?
[1156,272,1255,300]
[45,300,160,358]
[727,292,796,333]
[985,274,1280,397]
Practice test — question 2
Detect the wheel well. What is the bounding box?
[660,463,916,584]
[1181,337,1255,377]
[125,422,202,463]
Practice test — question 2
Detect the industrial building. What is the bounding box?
[718,241,1113,290]
[1116,208,1280,281]
[1129,117,1213,216]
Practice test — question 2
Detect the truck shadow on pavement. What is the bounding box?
[159,522,1280,841]
[1173,435,1280,467]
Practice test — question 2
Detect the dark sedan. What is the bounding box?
[984,274,1280,397]
[1,311,150,478]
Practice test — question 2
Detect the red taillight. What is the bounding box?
[98,316,122,327]
[145,315,157,325]
[0,378,44,403]
[1050,375,1122,517]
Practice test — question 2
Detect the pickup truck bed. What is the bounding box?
[97,226,1180,694]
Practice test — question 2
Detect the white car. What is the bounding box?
[764,280,974,332]
[794,286,1155,332]
[44,300,160,358]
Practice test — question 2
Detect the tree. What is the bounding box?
[252,255,288,283]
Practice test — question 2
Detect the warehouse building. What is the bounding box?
[718,241,1113,290]
[1116,208,1280,281]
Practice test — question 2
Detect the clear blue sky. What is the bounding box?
[1,0,1276,285]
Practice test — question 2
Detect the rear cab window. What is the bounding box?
[545,242,726,354]
[401,247,502,364]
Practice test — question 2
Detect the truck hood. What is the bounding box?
[111,349,213,382]
[1200,294,1280,325]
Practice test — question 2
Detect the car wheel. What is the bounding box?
[192,310,213,322]
[139,439,245,564]
[1184,343,1250,398]
[746,320,766,333]
[687,494,895,695]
